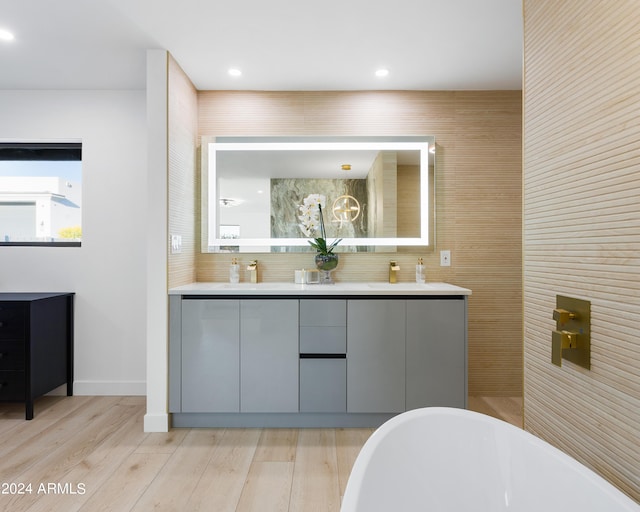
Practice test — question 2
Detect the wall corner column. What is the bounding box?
[144,49,169,432]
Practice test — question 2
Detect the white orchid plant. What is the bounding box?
[298,193,325,237]
[298,193,341,255]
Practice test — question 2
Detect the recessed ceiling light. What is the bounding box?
[228,68,242,77]
[0,29,15,41]
[375,68,389,78]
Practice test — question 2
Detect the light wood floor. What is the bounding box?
[0,395,522,512]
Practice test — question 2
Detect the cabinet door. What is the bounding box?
[347,300,406,413]
[240,300,299,413]
[406,299,466,409]
[181,299,240,412]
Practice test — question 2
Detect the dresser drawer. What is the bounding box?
[0,305,25,339]
[0,340,25,370]
[0,371,25,401]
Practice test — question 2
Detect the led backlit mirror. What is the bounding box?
[202,136,435,253]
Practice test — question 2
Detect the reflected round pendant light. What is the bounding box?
[332,194,361,223]
[332,164,361,225]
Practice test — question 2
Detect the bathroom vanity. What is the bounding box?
[168,282,470,428]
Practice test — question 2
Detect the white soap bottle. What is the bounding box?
[229,258,240,283]
[416,257,425,283]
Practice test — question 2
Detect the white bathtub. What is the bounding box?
[341,407,639,511]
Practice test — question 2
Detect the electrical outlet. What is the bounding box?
[440,250,451,267]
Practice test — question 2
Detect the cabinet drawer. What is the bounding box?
[0,305,25,339]
[300,326,346,353]
[300,300,346,327]
[0,371,25,401]
[299,358,346,412]
[0,341,25,370]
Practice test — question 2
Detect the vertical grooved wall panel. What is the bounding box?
[196,90,522,396]
[524,0,640,501]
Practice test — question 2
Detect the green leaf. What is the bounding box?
[308,236,341,255]
[307,205,342,255]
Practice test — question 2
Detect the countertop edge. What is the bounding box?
[168,282,471,296]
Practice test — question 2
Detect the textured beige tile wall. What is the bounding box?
[167,55,198,286]
[523,0,640,501]
[191,90,522,396]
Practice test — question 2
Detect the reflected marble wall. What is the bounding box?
[270,178,369,244]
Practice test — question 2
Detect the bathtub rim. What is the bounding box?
[341,407,639,511]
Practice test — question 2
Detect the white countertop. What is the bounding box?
[169,282,471,296]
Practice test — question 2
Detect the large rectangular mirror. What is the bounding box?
[202,136,435,252]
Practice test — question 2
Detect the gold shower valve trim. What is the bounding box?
[551,295,591,370]
[553,308,577,324]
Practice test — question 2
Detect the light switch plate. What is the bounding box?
[171,234,182,254]
[440,250,451,266]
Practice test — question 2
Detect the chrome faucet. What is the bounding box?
[389,260,400,283]
[247,260,258,283]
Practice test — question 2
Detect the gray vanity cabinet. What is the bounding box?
[180,299,240,412]
[346,299,406,413]
[406,299,467,409]
[169,290,468,427]
[240,300,299,413]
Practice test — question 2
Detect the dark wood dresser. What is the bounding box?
[0,292,74,419]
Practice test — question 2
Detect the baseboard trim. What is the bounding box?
[72,380,146,396]
[144,413,170,432]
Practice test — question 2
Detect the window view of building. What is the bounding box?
[0,142,82,245]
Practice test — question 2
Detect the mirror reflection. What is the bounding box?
[204,136,434,252]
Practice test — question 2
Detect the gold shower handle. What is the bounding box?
[559,330,579,348]
[552,329,580,366]
[553,308,576,324]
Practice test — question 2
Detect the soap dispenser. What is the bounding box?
[229,258,240,283]
[416,257,425,283]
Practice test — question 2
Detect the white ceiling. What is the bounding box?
[0,0,523,91]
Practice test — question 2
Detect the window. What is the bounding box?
[0,142,82,246]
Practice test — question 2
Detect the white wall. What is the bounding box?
[0,90,147,395]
